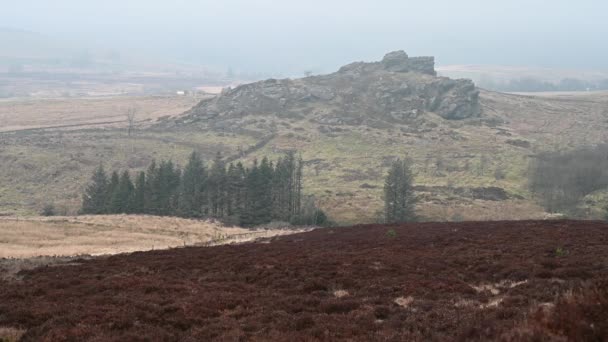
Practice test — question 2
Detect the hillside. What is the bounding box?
[1,220,607,341]
[1,52,608,222]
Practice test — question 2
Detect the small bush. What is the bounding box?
[555,247,569,257]
[291,209,330,227]
[451,213,465,222]
[386,229,397,238]
[41,204,57,217]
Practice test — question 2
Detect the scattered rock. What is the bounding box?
[394,296,414,308]
[333,290,349,298]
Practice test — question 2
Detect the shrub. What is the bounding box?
[451,213,465,222]
[529,145,608,213]
[555,247,568,258]
[41,204,57,217]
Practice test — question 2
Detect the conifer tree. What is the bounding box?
[144,160,159,215]
[208,152,226,217]
[384,158,417,223]
[271,156,288,221]
[241,160,258,226]
[225,162,246,224]
[256,157,274,224]
[179,152,206,217]
[81,164,109,214]
[156,160,181,216]
[132,171,146,214]
[296,156,304,218]
[225,163,235,215]
[106,171,120,213]
[108,171,134,213]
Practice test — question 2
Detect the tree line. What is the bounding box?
[81,151,328,226]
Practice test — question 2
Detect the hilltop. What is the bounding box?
[163,51,480,131]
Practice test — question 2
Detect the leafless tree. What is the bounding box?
[126,107,137,137]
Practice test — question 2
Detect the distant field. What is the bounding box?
[0,95,202,132]
[0,215,306,258]
[438,64,608,83]
[510,90,608,97]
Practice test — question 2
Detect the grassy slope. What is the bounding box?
[1,91,607,223]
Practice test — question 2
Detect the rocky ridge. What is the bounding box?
[165,51,481,129]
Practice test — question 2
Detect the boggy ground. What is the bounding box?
[0,220,607,341]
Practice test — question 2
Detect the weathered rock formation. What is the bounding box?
[167,51,481,129]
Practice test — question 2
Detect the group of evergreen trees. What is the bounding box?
[81,152,327,226]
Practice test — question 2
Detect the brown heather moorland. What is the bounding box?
[0,220,606,341]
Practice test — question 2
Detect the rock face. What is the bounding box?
[169,51,481,128]
[380,50,436,75]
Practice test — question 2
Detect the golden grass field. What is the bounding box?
[0,95,202,133]
[0,215,308,258]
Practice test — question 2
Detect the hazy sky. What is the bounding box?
[1,0,607,74]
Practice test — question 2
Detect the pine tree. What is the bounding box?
[108,171,134,213]
[241,160,258,226]
[256,157,274,224]
[81,164,109,214]
[271,157,287,221]
[384,158,417,223]
[179,152,206,217]
[226,162,246,224]
[295,156,303,218]
[106,171,120,213]
[156,160,181,216]
[144,160,159,215]
[208,152,226,218]
[132,171,146,214]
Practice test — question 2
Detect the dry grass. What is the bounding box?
[0,95,201,132]
[0,327,26,342]
[0,215,307,258]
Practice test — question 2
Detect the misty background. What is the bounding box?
[1,0,608,95]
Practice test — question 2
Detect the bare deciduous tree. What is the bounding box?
[126,107,137,137]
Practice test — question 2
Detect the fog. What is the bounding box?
[1,0,607,74]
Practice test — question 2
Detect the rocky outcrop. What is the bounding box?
[167,51,481,129]
[380,50,436,75]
